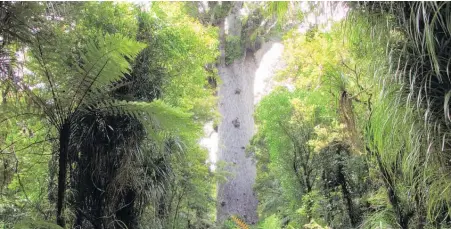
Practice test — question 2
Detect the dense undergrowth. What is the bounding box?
[250,2,451,229]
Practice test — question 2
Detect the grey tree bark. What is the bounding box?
[216,2,259,225]
[216,54,259,224]
[193,1,285,224]
[216,39,284,224]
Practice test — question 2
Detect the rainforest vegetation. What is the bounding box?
[2,1,451,229]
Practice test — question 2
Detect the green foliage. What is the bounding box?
[221,219,238,229]
[360,191,397,229]
[225,35,244,65]
[253,7,388,229]
[134,3,219,228]
[77,2,138,38]
[7,2,451,229]
[351,2,451,227]
[1,1,218,228]
[265,2,289,22]
[302,220,331,229]
[254,2,451,228]
[212,2,234,21]
[13,219,63,229]
[252,87,347,227]
[148,2,219,121]
[258,214,281,229]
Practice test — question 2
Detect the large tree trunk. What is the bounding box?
[215,1,285,225]
[216,2,258,224]
[216,52,259,224]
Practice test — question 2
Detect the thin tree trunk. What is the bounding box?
[56,121,70,227]
[2,85,9,104]
[337,158,358,227]
[172,186,186,229]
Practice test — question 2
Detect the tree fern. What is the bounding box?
[25,32,147,226]
[2,2,217,228]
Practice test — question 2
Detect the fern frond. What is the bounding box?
[230,215,250,229]
[69,33,146,113]
[90,99,199,143]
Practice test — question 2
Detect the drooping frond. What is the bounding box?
[68,33,146,113]
[89,99,196,138]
